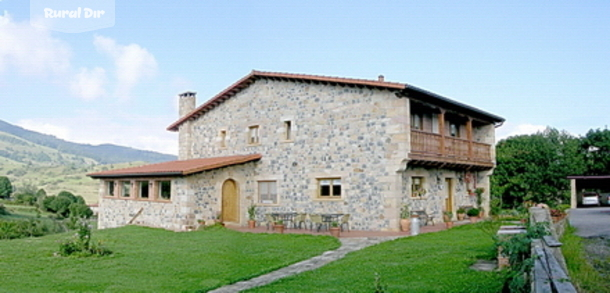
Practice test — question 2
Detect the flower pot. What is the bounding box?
[273,224,285,234]
[400,218,411,233]
[445,221,454,229]
[469,216,479,223]
[329,227,341,237]
[248,220,256,229]
[457,213,465,221]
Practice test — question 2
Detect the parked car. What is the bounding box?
[580,192,601,207]
[599,193,610,206]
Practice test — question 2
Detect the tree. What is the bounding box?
[0,176,12,199]
[581,128,610,175]
[69,203,93,219]
[492,128,586,208]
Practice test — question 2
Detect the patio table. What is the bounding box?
[271,213,297,228]
[321,213,344,225]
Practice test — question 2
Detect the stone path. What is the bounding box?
[208,236,402,293]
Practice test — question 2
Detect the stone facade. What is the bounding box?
[94,72,501,231]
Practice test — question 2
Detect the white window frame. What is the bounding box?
[258,181,278,205]
[317,178,342,199]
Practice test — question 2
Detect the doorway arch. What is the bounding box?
[221,179,239,223]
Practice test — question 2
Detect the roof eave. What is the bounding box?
[402,85,505,124]
[88,171,184,179]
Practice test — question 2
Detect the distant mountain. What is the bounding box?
[0,119,177,203]
[0,119,176,164]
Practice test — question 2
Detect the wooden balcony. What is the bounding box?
[409,130,494,170]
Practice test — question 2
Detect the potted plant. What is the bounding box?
[215,212,224,226]
[399,204,411,233]
[247,204,257,229]
[457,207,466,221]
[466,208,480,223]
[550,208,563,223]
[329,221,341,237]
[273,220,285,234]
[443,211,454,229]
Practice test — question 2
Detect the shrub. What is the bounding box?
[466,208,480,217]
[496,222,549,292]
[57,219,111,257]
[0,204,8,216]
[68,203,93,219]
[0,218,64,239]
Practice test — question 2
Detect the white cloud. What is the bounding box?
[70,67,107,100]
[17,119,71,140]
[0,11,71,76]
[496,123,547,141]
[93,35,158,99]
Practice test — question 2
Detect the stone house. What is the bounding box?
[88,70,504,231]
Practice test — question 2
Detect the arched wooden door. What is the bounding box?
[444,178,454,214]
[221,179,239,223]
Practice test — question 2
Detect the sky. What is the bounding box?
[1,1,609,156]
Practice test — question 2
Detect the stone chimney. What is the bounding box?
[178,91,196,160]
[378,75,385,82]
[179,91,196,117]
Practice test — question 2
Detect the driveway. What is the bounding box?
[569,206,610,238]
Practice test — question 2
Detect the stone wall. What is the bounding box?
[182,79,410,230]
[97,178,189,231]
[401,168,491,221]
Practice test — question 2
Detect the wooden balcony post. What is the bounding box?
[438,110,445,156]
[467,117,473,159]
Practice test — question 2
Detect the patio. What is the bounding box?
[226,220,471,238]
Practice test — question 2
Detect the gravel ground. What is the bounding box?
[582,236,610,278]
[569,207,610,280]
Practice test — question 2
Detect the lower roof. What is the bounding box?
[567,175,610,180]
[87,154,262,179]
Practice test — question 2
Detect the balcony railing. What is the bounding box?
[410,130,492,167]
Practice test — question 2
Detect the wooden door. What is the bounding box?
[222,179,239,223]
[444,178,454,213]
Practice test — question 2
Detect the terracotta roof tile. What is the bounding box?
[87,154,262,178]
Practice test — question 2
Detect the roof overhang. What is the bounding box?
[87,154,262,179]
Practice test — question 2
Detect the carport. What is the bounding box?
[567,175,610,208]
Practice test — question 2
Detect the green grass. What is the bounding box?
[0,225,340,292]
[562,224,610,293]
[247,224,507,293]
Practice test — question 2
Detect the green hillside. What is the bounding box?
[0,119,176,164]
[0,120,177,204]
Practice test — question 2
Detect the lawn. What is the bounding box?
[0,225,340,292]
[246,223,507,293]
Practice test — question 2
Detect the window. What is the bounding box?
[411,114,422,130]
[138,181,149,199]
[258,181,277,204]
[106,181,115,196]
[159,181,171,200]
[284,121,292,140]
[411,177,426,197]
[248,125,259,144]
[219,130,227,147]
[449,123,460,137]
[318,178,341,198]
[121,181,131,198]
